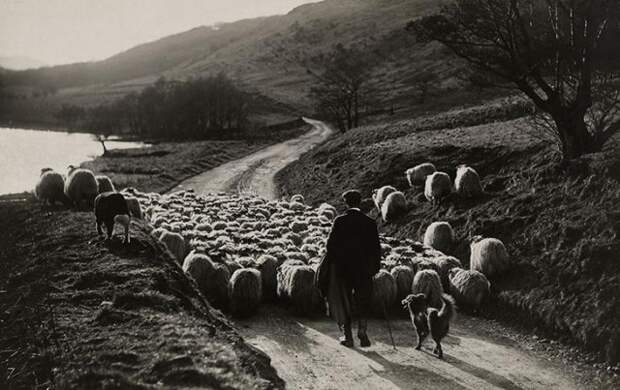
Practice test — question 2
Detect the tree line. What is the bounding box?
[55,74,251,140]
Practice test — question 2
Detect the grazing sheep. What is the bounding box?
[290,194,305,204]
[424,172,452,204]
[372,186,397,211]
[225,260,243,275]
[64,167,98,209]
[125,196,143,219]
[277,261,322,315]
[35,168,65,205]
[96,175,115,194]
[390,265,414,302]
[423,222,455,254]
[431,256,463,289]
[412,269,444,309]
[159,231,186,263]
[470,236,509,277]
[207,263,231,310]
[371,270,397,316]
[406,163,436,187]
[256,254,278,301]
[228,268,262,318]
[94,192,131,243]
[182,252,215,295]
[455,165,483,197]
[448,268,490,310]
[381,191,407,222]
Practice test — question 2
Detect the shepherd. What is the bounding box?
[326,190,381,348]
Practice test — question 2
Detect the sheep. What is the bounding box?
[94,192,131,243]
[390,265,414,302]
[423,222,455,254]
[381,191,407,222]
[412,269,444,309]
[290,194,305,204]
[470,236,509,278]
[360,198,376,214]
[64,166,98,209]
[424,172,452,204]
[372,185,397,210]
[182,251,215,295]
[455,165,483,197]
[371,270,397,316]
[448,268,490,310]
[228,268,262,318]
[406,163,436,187]
[125,196,143,219]
[35,168,65,205]
[207,263,231,310]
[96,175,115,194]
[256,254,278,301]
[159,231,186,263]
[430,256,463,289]
[277,260,322,315]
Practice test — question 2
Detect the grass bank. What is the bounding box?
[277,105,620,365]
[0,195,284,389]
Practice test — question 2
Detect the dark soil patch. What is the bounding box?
[278,115,620,366]
[0,195,284,389]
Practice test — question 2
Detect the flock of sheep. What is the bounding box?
[33,162,509,321]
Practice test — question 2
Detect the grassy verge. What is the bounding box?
[277,106,620,365]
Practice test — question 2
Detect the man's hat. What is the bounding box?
[342,190,362,206]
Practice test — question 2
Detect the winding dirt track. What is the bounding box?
[172,119,583,389]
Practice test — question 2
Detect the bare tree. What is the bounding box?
[412,0,620,160]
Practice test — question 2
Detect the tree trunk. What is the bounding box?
[553,114,594,160]
[100,139,109,156]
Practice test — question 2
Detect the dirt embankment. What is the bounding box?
[0,196,284,389]
[277,113,620,367]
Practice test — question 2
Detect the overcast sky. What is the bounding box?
[0,0,314,66]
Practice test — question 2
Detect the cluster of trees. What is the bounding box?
[55,74,251,141]
[413,0,620,159]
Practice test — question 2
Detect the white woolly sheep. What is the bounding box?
[371,270,397,316]
[390,265,414,302]
[448,268,490,310]
[423,222,455,254]
[372,185,397,210]
[424,172,453,204]
[405,163,436,187]
[35,169,65,205]
[64,167,98,209]
[125,196,143,219]
[256,254,278,301]
[207,263,231,310]
[182,251,215,295]
[159,231,186,263]
[290,194,305,204]
[430,256,463,289]
[455,165,483,197]
[412,269,444,309]
[470,237,509,278]
[277,261,322,315]
[96,175,115,194]
[228,268,262,318]
[381,191,407,222]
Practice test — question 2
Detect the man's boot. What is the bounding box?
[358,319,371,347]
[339,322,354,348]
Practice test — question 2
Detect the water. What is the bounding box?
[0,128,146,195]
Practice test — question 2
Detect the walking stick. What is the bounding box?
[383,304,397,350]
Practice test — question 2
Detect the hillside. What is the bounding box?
[277,105,620,365]
[0,0,459,127]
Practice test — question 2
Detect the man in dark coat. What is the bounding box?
[326,190,381,347]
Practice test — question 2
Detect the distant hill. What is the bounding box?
[0,0,463,126]
[0,56,47,70]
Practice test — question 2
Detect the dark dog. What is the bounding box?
[94,191,131,243]
[402,292,456,359]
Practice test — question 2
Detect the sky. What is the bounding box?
[0,0,314,66]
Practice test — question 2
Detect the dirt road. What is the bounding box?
[170,118,333,198]
[171,119,589,389]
